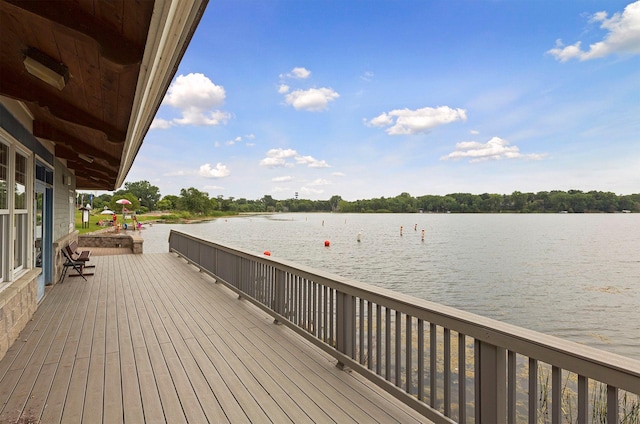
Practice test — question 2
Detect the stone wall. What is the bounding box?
[79,233,143,253]
[0,270,39,361]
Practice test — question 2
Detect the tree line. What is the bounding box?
[80,181,639,215]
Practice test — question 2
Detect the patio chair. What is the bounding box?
[60,248,93,282]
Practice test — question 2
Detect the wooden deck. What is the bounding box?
[0,253,430,423]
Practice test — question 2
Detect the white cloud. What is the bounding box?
[272,176,293,182]
[199,163,231,178]
[307,178,331,186]
[282,67,311,79]
[360,71,374,82]
[441,137,547,163]
[295,155,331,168]
[150,118,173,129]
[156,73,230,127]
[300,187,325,195]
[259,148,298,168]
[332,172,346,177]
[174,109,231,126]
[547,1,640,61]
[165,73,225,109]
[224,134,256,146]
[259,148,331,168]
[203,185,225,191]
[278,84,290,94]
[226,136,243,146]
[260,157,290,168]
[470,130,480,135]
[285,87,340,111]
[366,106,467,135]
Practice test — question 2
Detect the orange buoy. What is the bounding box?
[324,240,330,247]
[264,250,271,256]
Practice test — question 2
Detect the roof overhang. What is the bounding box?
[0,0,208,190]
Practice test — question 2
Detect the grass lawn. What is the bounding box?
[75,210,157,234]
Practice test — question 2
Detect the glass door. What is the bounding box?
[34,178,52,302]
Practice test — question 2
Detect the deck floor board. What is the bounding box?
[0,253,431,423]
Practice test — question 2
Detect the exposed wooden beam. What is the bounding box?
[56,148,118,177]
[34,120,121,167]
[62,156,115,181]
[1,73,126,143]
[3,0,143,68]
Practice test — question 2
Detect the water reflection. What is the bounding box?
[141,213,640,359]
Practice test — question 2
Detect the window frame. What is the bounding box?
[12,148,31,276]
[0,140,8,285]
[0,129,34,290]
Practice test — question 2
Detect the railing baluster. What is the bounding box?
[312,282,317,335]
[385,307,391,381]
[321,285,326,342]
[444,328,451,417]
[359,298,365,364]
[307,280,312,332]
[508,350,516,424]
[367,300,373,371]
[578,375,588,424]
[430,323,437,409]
[418,319,424,401]
[406,314,412,394]
[459,333,466,424]
[529,358,538,424]
[297,276,302,326]
[395,310,401,387]
[303,278,309,331]
[376,304,382,375]
[608,385,619,424]
[552,366,561,424]
[329,288,334,347]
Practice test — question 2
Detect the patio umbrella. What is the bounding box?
[115,198,132,214]
[100,209,115,215]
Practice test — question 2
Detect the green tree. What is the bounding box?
[329,195,342,212]
[179,187,211,214]
[261,195,277,212]
[91,193,112,211]
[124,180,161,210]
[159,195,179,210]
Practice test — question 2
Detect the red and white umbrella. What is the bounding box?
[115,198,132,213]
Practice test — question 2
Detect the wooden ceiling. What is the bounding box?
[0,0,206,190]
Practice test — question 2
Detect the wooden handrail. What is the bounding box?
[169,230,640,424]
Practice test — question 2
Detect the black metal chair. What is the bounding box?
[60,248,87,282]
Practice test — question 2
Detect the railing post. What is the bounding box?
[336,291,355,370]
[475,341,507,424]
[273,269,285,324]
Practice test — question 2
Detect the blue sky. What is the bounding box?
[124,0,640,201]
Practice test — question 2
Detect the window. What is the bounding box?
[14,152,28,273]
[0,143,6,209]
[0,143,6,283]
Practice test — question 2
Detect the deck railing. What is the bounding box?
[169,230,640,424]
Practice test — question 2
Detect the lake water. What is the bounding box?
[140,213,640,360]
